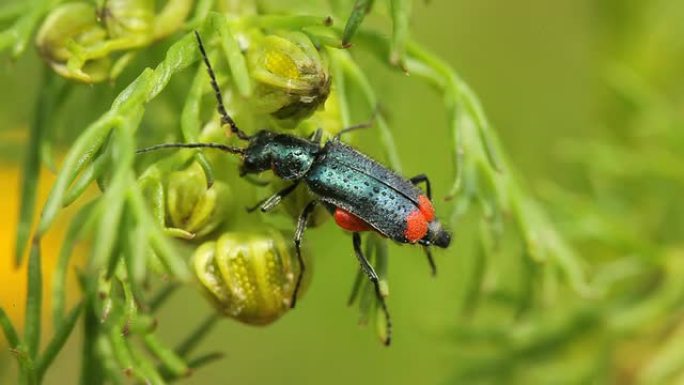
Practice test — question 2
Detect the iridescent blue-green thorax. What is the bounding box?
[240,130,320,180]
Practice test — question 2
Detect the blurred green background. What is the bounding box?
[2,0,682,384]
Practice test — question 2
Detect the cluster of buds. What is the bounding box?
[160,163,314,325]
[133,22,340,327]
[35,0,191,82]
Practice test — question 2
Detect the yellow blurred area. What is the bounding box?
[264,48,300,80]
[0,163,86,342]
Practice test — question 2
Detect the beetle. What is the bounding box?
[138,32,451,345]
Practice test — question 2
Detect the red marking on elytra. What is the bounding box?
[334,208,372,232]
[404,210,428,242]
[417,195,435,222]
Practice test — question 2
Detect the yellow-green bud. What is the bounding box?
[193,230,311,325]
[247,32,331,123]
[36,0,191,82]
[166,162,233,239]
[100,0,155,39]
[35,2,110,82]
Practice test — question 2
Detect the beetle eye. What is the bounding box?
[242,157,255,169]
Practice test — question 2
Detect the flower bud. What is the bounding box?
[166,162,233,239]
[100,0,155,39]
[192,230,311,325]
[36,0,190,82]
[247,32,331,123]
[35,2,110,82]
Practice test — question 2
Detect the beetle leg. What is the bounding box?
[291,200,318,308]
[246,182,300,213]
[333,122,371,140]
[309,128,323,144]
[352,232,392,346]
[411,175,437,275]
[333,122,372,140]
[409,174,432,200]
[333,108,379,140]
[422,246,437,277]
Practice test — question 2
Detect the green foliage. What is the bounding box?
[440,1,684,383]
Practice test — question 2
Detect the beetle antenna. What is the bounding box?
[194,31,250,141]
[136,142,246,155]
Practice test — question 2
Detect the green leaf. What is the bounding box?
[144,334,190,378]
[0,0,53,57]
[128,181,190,280]
[342,0,375,47]
[328,49,352,127]
[52,200,97,328]
[105,326,141,382]
[93,110,140,276]
[62,150,110,208]
[37,302,84,381]
[337,51,403,173]
[389,0,411,67]
[238,14,333,30]
[148,284,179,312]
[92,337,124,385]
[15,73,64,265]
[24,241,42,359]
[123,223,148,300]
[211,12,252,97]
[162,352,224,381]
[0,307,21,348]
[181,66,214,187]
[346,267,365,306]
[89,173,126,273]
[127,340,166,385]
[145,33,201,102]
[148,228,190,280]
[80,300,104,385]
[174,314,220,357]
[184,352,223,372]
[186,0,215,28]
[36,114,116,237]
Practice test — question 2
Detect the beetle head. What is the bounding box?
[240,131,276,176]
[425,220,451,248]
[240,131,319,180]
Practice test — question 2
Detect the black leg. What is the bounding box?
[352,233,392,346]
[246,182,300,213]
[422,247,437,277]
[291,200,318,308]
[410,174,432,200]
[411,174,437,275]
